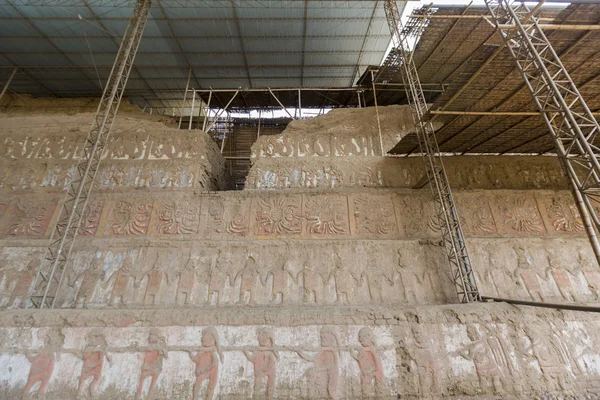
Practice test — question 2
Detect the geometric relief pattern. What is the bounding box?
[545,198,584,233]
[156,200,200,235]
[78,200,104,236]
[105,200,153,236]
[495,195,545,234]
[205,197,250,236]
[2,199,56,237]
[255,195,302,235]
[353,194,397,235]
[304,195,349,235]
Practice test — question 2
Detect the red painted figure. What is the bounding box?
[77,330,111,396]
[9,258,38,307]
[298,327,340,399]
[351,328,384,397]
[136,330,168,399]
[244,329,279,399]
[109,257,133,306]
[189,327,223,400]
[22,331,62,399]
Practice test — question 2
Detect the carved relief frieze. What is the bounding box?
[78,200,104,237]
[493,195,546,234]
[303,195,349,235]
[204,197,250,236]
[155,200,200,235]
[255,196,302,235]
[104,200,153,236]
[2,199,56,237]
[353,195,397,235]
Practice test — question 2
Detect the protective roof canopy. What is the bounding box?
[0,0,394,109]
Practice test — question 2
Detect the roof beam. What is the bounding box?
[351,0,378,86]
[0,16,387,22]
[229,0,252,88]
[154,0,203,92]
[300,0,309,87]
[8,2,102,93]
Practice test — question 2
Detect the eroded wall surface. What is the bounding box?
[1,304,600,399]
[1,107,599,399]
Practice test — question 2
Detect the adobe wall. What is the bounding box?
[1,105,599,399]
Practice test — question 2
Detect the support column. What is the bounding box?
[384,0,480,303]
[0,67,18,103]
[371,70,384,156]
[202,89,213,132]
[178,67,192,129]
[27,0,152,309]
[485,0,600,265]
[188,90,196,130]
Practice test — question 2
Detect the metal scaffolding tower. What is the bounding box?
[383,0,480,303]
[27,0,152,309]
[485,0,600,265]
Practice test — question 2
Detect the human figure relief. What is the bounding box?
[68,256,104,308]
[136,329,168,399]
[522,325,572,391]
[267,251,296,304]
[176,253,196,306]
[244,329,279,399]
[578,251,600,298]
[332,252,358,305]
[350,328,383,397]
[297,327,340,399]
[456,325,505,393]
[22,330,63,399]
[208,251,231,305]
[408,324,439,396]
[107,256,133,306]
[362,253,386,304]
[298,258,324,304]
[8,257,39,308]
[546,254,578,302]
[513,245,544,302]
[189,327,223,400]
[235,254,262,305]
[138,254,164,306]
[77,330,111,397]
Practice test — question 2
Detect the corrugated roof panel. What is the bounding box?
[305,37,364,52]
[246,38,302,52]
[306,20,370,38]
[137,37,180,53]
[51,37,117,52]
[302,66,355,77]
[161,5,234,19]
[247,53,302,66]
[0,5,22,18]
[185,53,245,66]
[304,52,360,66]
[240,20,304,37]
[178,38,242,53]
[0,20,39,36]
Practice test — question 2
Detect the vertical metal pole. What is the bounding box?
[178,67,192,129]
[371,70,384,156]
[268,87,295,119]
[0,67,17,103]
[257,109,262,139]
[384,0,480,303]
[27,0,152,309]
[202,89,213,132]
[357,90,362,108]
[485,0,600,265]
[298,88,302,118]
[188,90,196,130]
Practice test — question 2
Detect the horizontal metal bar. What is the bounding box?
[0,64,366,70]
[3,34,391,40]
[0,16,386,22]
[482,296,600,313]
[1,50,384,56]
[430,110,600,116]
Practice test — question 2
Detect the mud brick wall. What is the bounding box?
[1,189,598,310]
[0,303,599,399]
[1,106,600,399]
